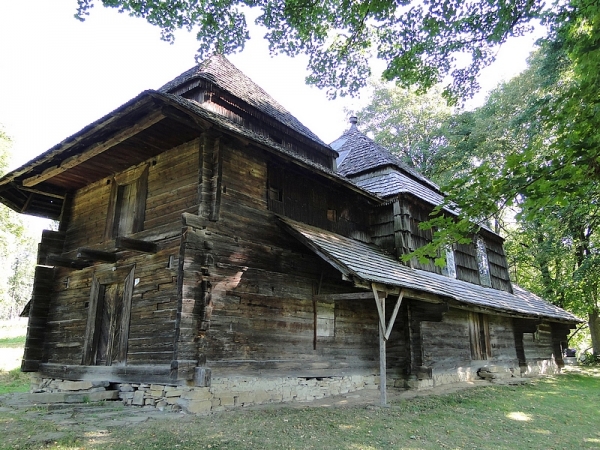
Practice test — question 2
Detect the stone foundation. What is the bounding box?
[393,359,557,390]
[28,359,558,412]
[30,375,379,414]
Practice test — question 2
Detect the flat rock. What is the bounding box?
[28,432,66,444]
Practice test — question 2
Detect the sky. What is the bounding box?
[0,1,546,175]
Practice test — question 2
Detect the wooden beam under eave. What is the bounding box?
[46,254,91,270]
[22,110,166,187]
[115,236,158,254]
[312,292,374,302]
[77,248,118,263]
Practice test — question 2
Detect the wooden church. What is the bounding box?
[0,55,580,409]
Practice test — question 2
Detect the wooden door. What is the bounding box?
[94,283,124,366]
[82,266,135,366]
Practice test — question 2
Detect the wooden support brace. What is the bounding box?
[115,237,158,254]
[371,284,388,407]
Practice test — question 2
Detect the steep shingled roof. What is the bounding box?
[332,121,438,191]
[281,217,580,323]
[159,54,327,147]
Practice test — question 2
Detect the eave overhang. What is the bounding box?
[0,91,379,220]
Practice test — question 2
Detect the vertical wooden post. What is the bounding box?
[372,284,388,407]
[379,297,387,407]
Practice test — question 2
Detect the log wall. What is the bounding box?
[177,141,386,377]
[40,139,201,368]
[420,309,519,371]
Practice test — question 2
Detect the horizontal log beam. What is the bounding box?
[39,363,188,385]
[312,292,374,302]
[115,237,158,254]
[77,248,118,263]
[46,254,91,270]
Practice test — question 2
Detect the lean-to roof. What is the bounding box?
[281,217,580,323]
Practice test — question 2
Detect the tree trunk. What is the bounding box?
[589,309,600,357]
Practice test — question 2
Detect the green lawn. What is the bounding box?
[0,319,29,393]
[1,368,599,449]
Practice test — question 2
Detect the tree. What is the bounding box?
[0,127,36,320]
[414,28,600,353]
[75,0,548,99]
[353,83,455,184]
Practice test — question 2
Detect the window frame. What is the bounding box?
[105,165,149,240]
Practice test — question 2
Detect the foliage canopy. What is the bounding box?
[76,0,545,100]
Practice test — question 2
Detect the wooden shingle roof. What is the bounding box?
[281,217,580,323]
[160,54,327,147]
[332,123,438,190]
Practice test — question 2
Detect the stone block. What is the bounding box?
[149,390,165,398]
[181,388,212,401]
[119,384,134,392]
[237,392,254,405]
[132,391,145,406]
[150,384,166,391]
[56,381,93,391]
[156,400,168,411]
[165,389,184,398]
[187,400,212,414]
[87,390,119,401]
[218,395,235,407]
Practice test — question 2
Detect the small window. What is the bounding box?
[316,302,335,337]
[327,209,337,222]
[469,312,491,360]
[442,246,457,278]
[475,236,492,287]
[105,165,149,239]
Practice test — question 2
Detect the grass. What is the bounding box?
[1,319,599,449]
[0,318,29,393]
[0,368,599,449]
[0,367,30,395]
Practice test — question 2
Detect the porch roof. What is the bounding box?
[280,217,581,323]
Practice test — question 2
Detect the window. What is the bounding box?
[442,245,457,278]
[468,312,491,360]
[327,209,337,222]
[316,302,335,337]
[475,236,492,287]
[105,165,148,239]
